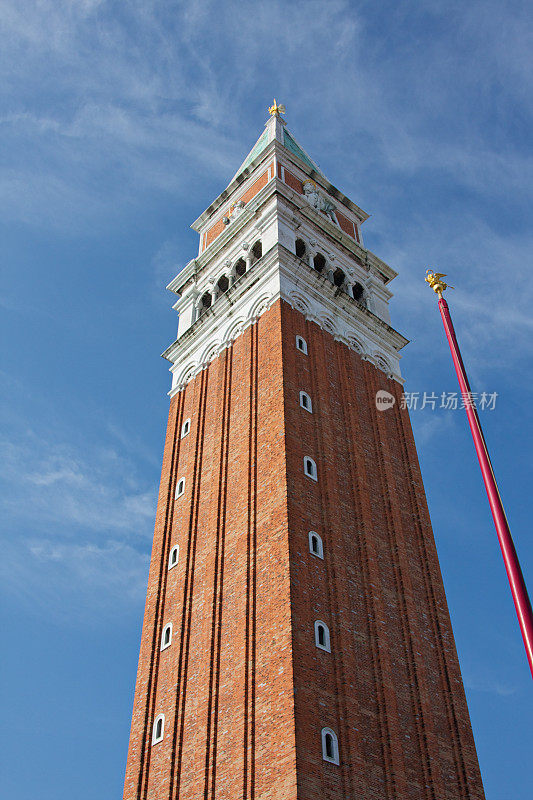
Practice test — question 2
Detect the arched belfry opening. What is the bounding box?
[217,275,229,294]
[333,268,345,288]
[295,238,306,258]
[352,282,364,302]
[200,292,212,311]
[313,253,326,273]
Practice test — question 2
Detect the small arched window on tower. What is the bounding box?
[152,714,165,745]
[304,456,318,481]
[299,391,312,413]
[200,292,212,313]
[296,335,308,355]
[309,531,324,559]
[181,418,191,438]
[161,622,172,650]
[333,268,346,288]
[321,728,339,764]
[234,258,246,278]
[217,274,229,295]
[295,238,306,259]
[168,545,179,569]
[313,253,326,273]
[175,477,185,498]
[251,240,262,261]
[314,620,331,652]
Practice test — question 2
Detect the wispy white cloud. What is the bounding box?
[106,421,162,469]
[1,0,530,243]
[1,536,149,623]
[151,239,184,291]
[384,212,533,385]
[0,431,156,534]
[1,0,531,619]
[465,672,517,697]
[411,408,458,449]
[0,1,528,214]
[0,405,157,621]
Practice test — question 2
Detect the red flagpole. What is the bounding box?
[426,273,533,678]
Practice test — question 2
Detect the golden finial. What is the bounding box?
[268,99,286,117]
[425,269,454,299]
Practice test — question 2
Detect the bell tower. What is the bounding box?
[123,106,485,800]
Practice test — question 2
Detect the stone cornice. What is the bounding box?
[275,180,397,283]
[277,244,407,352]
[190,136,371,235]
[162,243,407,399]
[167,179,396,298]
[162,243,281,363]
[167,178,279,296]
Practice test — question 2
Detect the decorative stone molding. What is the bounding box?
[344,335,364,354]
[200,341,222,367]
[288,291,311,315]
[224,317,246,344]
[165,203,405,394]
[318,314,337,336]
[250,292,275,321]
[373,353,392,375]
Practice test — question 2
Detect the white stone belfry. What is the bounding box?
[163,111,408,394]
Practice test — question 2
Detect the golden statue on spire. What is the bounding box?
[425,269,454,299]
[269,99,286,117]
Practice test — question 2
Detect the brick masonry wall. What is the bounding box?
[123,298,485,800]
[334,209,356,241]
[280,300,485,800]
[283,168,304,195]
[123,302,297,800]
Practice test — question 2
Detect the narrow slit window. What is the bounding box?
[175,477,185,498]
[168,545,179,569]
[299,391,312,412]
[152,714,165,744]
[309,531,324,559]
[181,418,191,438]
[161,623,172,650]
[304,456,318,481]
[314,621,331,652]
[296,336,308,355]
[321,728,339,764]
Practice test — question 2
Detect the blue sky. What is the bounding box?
[1,1,531,797]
